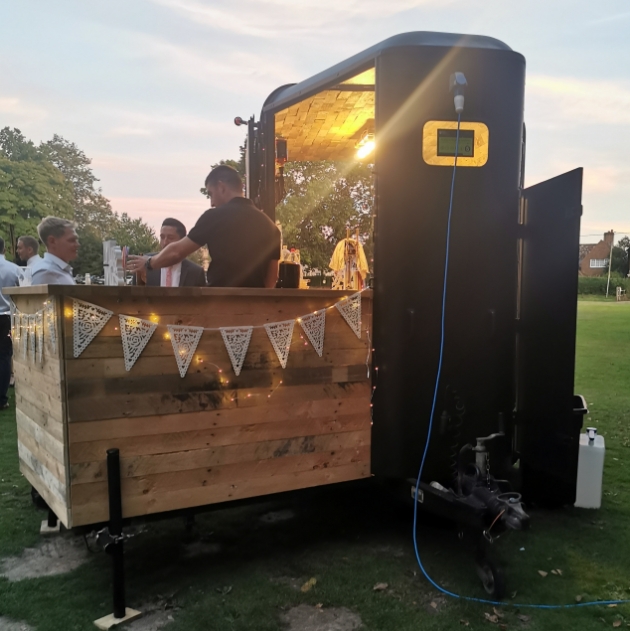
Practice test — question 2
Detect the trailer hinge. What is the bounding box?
[410,486,424,504]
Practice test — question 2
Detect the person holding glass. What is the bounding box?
[0,237,19,409]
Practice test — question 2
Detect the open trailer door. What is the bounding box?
[517,167,584,506]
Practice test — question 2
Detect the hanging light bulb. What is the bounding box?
[356,132,375,159]
[356,140,375,159]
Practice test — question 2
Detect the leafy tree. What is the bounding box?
[276,160,374,272]
[40,135,116,238]
[0,127,160,270]
[108,212,158,255]
[73,230,104,276]
[609,245,629,276]
[0,128,40,162]
[0,129,75,256]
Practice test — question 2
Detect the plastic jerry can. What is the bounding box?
[574,427,605,509]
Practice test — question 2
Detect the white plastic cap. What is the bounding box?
[454,94,465,114]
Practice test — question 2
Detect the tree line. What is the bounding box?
[0,127,158,276]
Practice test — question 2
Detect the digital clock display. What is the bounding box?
[437,129,475,157]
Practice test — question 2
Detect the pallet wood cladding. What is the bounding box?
[8,287,373,528]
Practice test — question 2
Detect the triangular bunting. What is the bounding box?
[220,326,253,376]
[299,310,326,357]
[73,298,113,358]
[13,311,19,346]
[264,320,295,369]
[19,314,28,358]
[167,324,204,378]
[119,315,157,371]
[46,299,57,355]
[335,292,362,339]
[28,314,36,362]
[36,312,44,363]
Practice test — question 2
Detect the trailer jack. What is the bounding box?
[413,433,529,598]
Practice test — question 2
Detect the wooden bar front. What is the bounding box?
[8,286,373,528]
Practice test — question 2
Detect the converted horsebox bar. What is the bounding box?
[8,31,585,603]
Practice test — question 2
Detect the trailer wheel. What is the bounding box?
[475,557,506,600]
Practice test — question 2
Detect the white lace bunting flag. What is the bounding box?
[46,299,57,355]
[73,299,113,358]
[264,320,295,369]
[299,309,326,357]
[167,324,204,378]
[36,311,44,363]
[20,314,28,358]
[28,314,36,363]
[335,292,362,339]
[220,326,253,376]
[13,311,21,346]
[120,315,157,371]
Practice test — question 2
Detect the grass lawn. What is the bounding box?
[1,300,629,630]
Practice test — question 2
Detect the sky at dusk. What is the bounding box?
[1,0,629,242]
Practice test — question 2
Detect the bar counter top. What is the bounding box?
[6,285,372,299]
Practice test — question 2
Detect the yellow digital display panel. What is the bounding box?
[423,121,489,167]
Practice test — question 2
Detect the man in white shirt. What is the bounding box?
[16,235,42,269]
[135,218,206,287]
[0,237,20,409]
[32,217,79,286]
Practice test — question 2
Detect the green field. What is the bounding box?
[1,300,629,630]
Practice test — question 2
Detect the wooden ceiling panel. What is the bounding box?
[275,89,375,161]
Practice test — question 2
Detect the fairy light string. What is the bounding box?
[9,291,371,384]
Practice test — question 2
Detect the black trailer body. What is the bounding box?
[251,31,584,508]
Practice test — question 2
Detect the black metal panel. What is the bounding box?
[518,168,583,506]
[371,45,525,483]
[261,32,512,115]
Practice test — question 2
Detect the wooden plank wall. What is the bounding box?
[64,291,372,527]
[13,295,71,526]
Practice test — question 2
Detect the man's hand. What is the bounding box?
[126,255,149,273]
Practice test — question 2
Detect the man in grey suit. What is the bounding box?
[137,218,206,287]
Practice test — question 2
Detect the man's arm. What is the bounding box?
[264,259,279,289]
[128,237,200,272]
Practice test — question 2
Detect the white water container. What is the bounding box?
[574,427,605,509]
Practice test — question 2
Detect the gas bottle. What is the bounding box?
[574,427,605,509]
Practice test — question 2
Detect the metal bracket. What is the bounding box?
[411,486,425,504]
[96,527,133,552]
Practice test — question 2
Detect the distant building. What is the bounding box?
[579,230,614,277]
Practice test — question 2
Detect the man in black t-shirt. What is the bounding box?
[126,165,281,288]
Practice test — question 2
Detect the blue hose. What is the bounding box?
[411,114,628,609]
